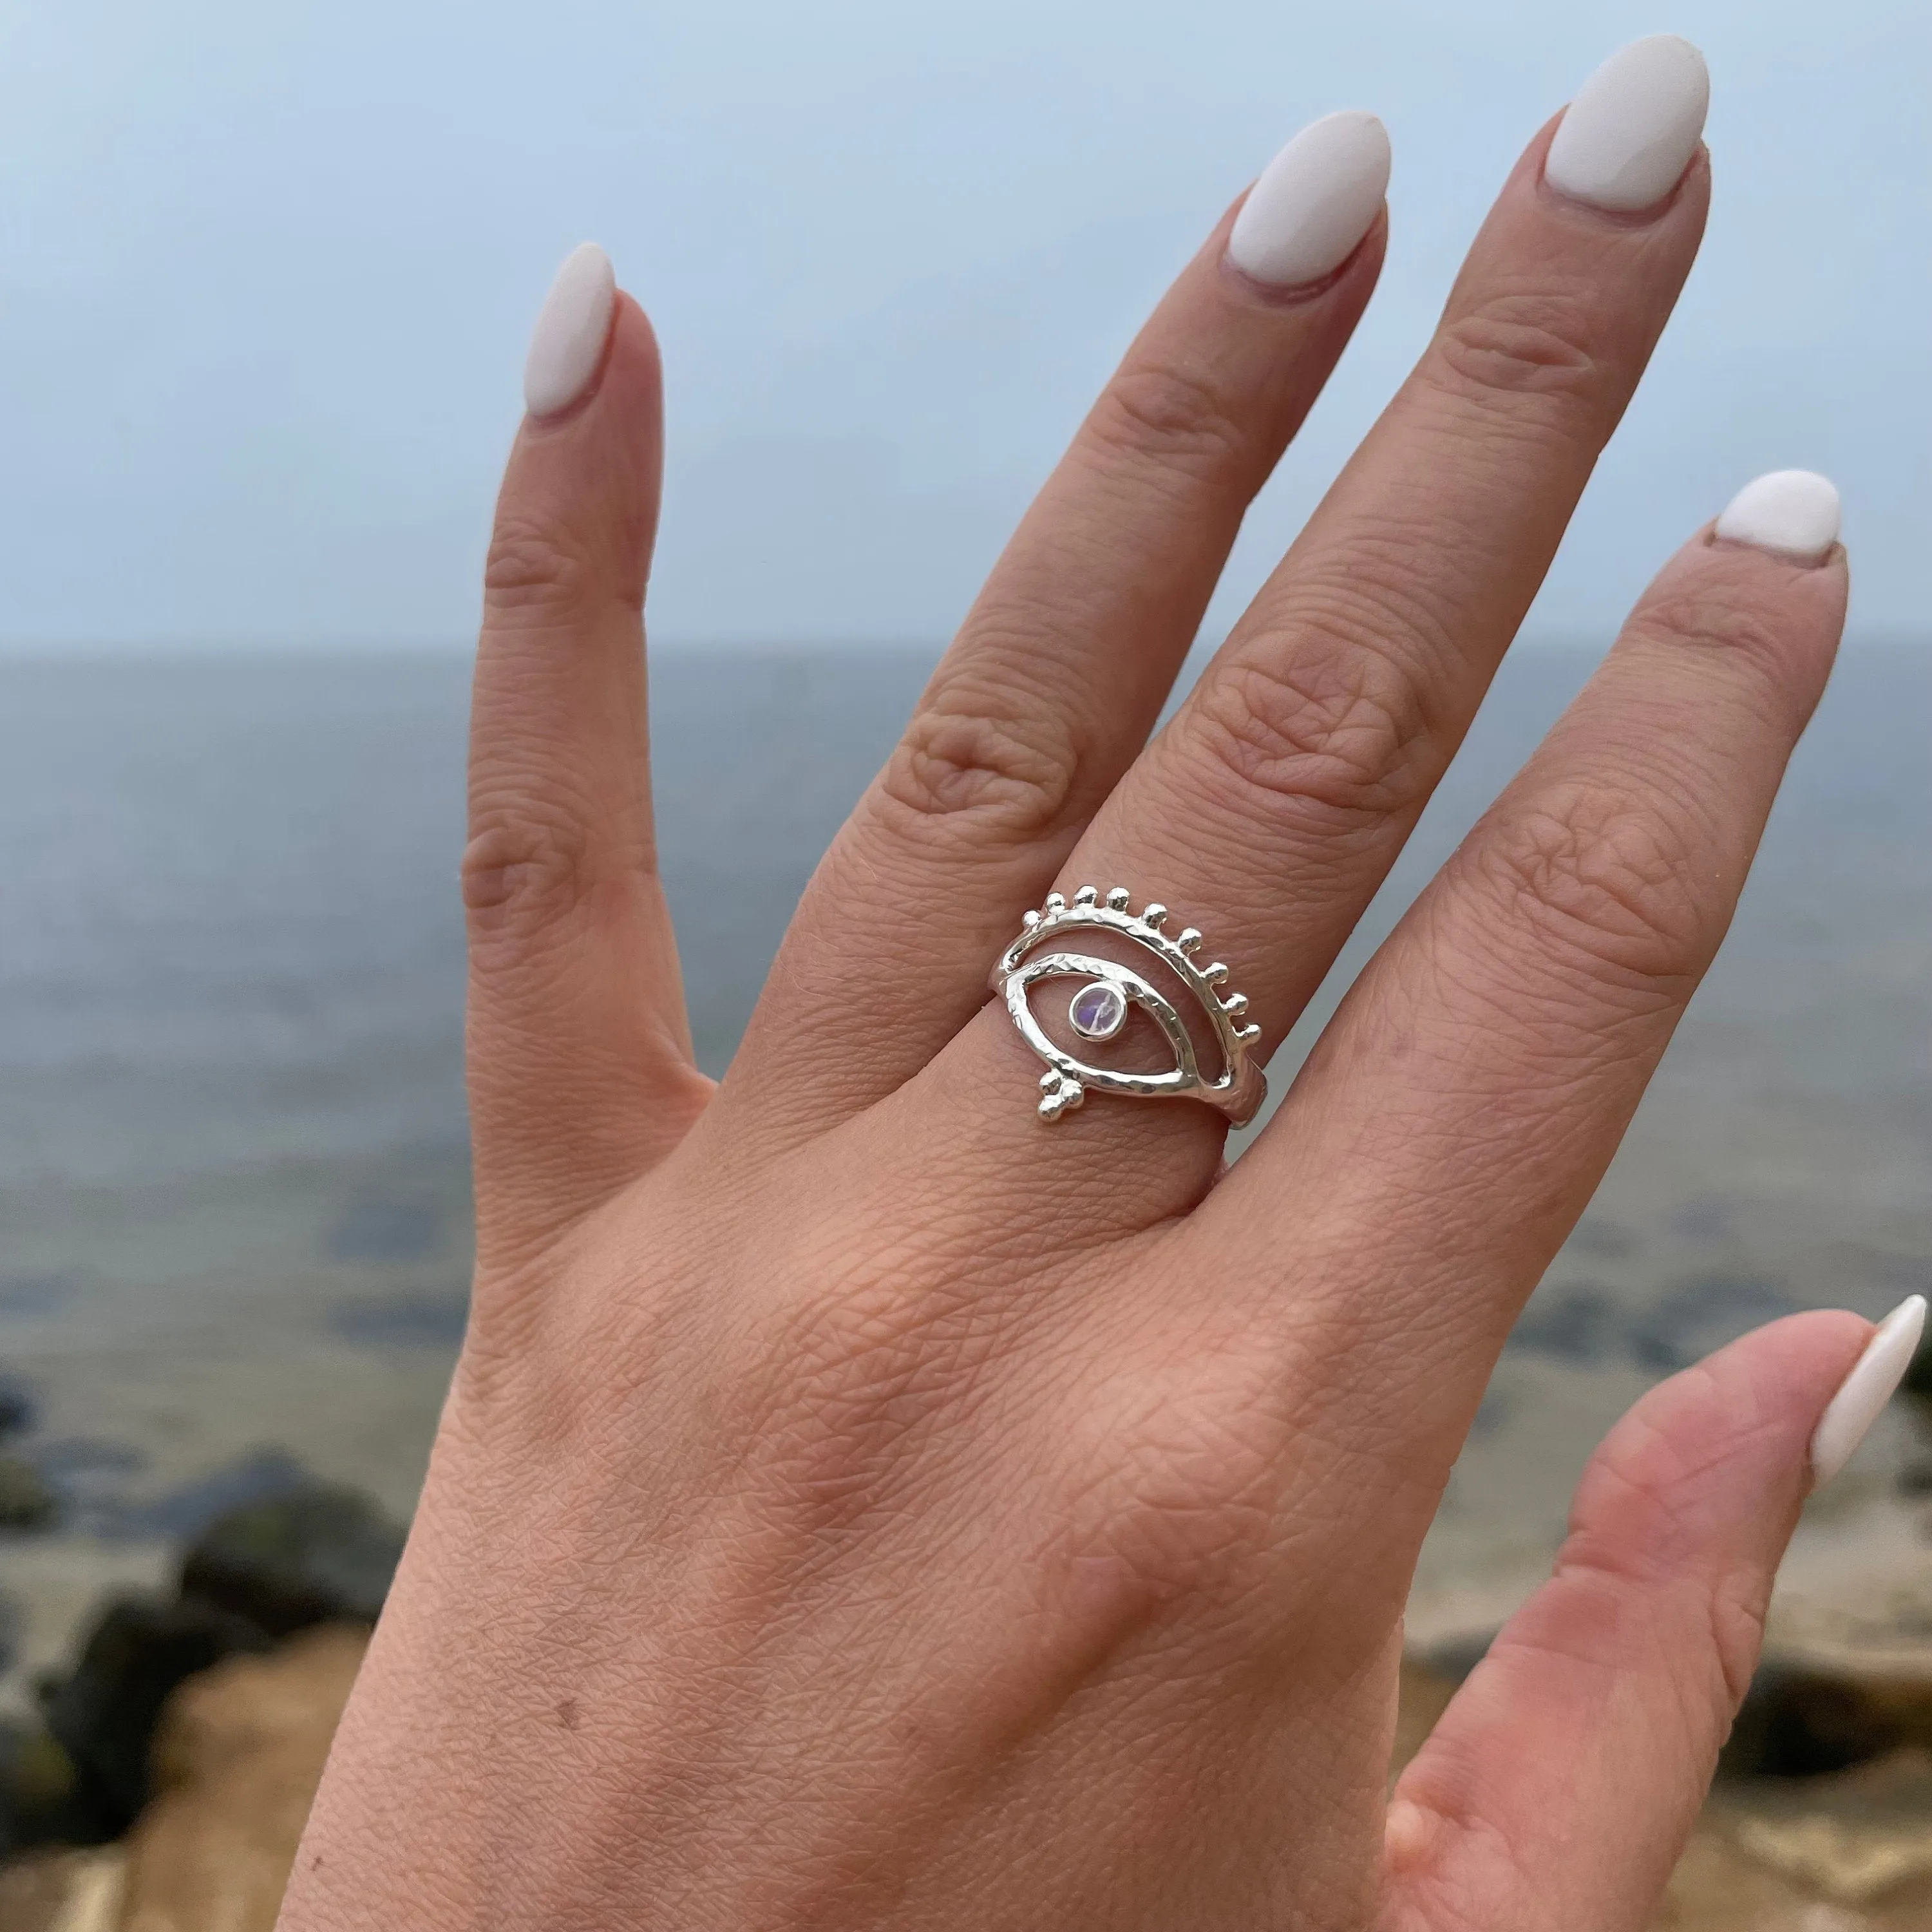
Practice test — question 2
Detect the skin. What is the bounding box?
[281,113,1866,1932]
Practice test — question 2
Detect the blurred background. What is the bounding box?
[0,1,1927,1924]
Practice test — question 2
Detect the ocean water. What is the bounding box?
[0,643,1927,1690]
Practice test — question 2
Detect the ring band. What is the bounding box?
[990,887,1266,1126]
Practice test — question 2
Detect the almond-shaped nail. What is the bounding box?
[1713,469,1842,564]
[1810,1295,1926,1487]
[1226,109,1390,289]
[1545,34,1709,214]
[523,242,617,417]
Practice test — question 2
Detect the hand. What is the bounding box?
[283,39,1890,1932]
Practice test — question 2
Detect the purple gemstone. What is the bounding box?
[1068,979,1126,1040]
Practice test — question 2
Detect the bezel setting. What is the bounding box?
[989,887,1265,1126]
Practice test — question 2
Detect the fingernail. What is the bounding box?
[523,243,617,417]
[1544,34,1709,214]
[1226,109,1390,289]
[1714,469,1842,564]
[1810,1295,1926,1487]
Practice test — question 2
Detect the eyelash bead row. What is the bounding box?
[990,887,1265,1127]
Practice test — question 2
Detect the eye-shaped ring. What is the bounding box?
[989,887,1265,1126]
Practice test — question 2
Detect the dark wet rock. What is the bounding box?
[51,1443,374,1546]
[1630,1273,1797,1372]
[0,1370,34,1437]
[179,1480,405,1637]
[1563,1215,1636,1259]
[327,1193,442,1262]
[332,1289,469,1349]
[108,1446,304,1542]
[1899,1329,1932,1410]
[18,1438,142,1536]
[1513,1273,1804,1374]
[30,1437,144,1483]
[1721,1665,1920,1780]
[1390,1656,1457,1774]
[14,1466,404,1851]
[1510,1284,1620,1363]
[0,1455,57,1531]
[38,1595,270,1837]
[1415,1629,1493,1684]
[0,1719,88,1857]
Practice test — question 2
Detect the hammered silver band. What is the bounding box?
[990,887,1265,1127]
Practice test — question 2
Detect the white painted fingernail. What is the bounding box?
[1545,35,1709,213]
[523,243,617,417]
[1227,110,1391,289]
[1810,1296,1926,1488]
[1714,470,1842,564]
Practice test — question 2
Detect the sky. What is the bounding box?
[0,0,1924,651]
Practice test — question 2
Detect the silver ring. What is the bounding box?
[989,887,1265,1127]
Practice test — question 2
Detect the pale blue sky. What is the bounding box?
[0,0,1923,649]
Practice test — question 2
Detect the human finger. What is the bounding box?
[927,37,1714,1215]
[1209,475,1847,1498]
[728,113,1391,1135]
[1383,1305,1919,1932]
[463,247,712,1267]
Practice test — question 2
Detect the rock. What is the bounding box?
[40,1594,269,1837]
[1509,1284,1621,1363]
[115,1624,367,1932]
[1680,1750,1932,1924]
[180,1481,405,1637]
[17,1475,401,1847]
[1390,1657,1457,1776]
[1897,1331,1932,1410]
[0,1454,57,1530]
[113,1446,300,1543]
[0,1845,126,1932]
[0,1373,33,1440]
[1720,1663,1930,1779]
[1656,1825,1884,1929]
[0,1719,85,1857]
[1895,1457,1932,1497]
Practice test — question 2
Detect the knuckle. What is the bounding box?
[1180,620,1439,837]
[1638,582,1795,676]
[484,515,598,620]
[743,1345,920,1546]
[878,675,1080,848]
[1472,786,1711,992]
[1095,1423,1274,1596]
[461,796,598,941]
[1085,359,1251,479]
[1067,1332,1293,1599]
[730,1256,1002,1553]
[1432,289,1604,406]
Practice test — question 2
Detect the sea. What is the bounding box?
[1,642,1927,1701]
